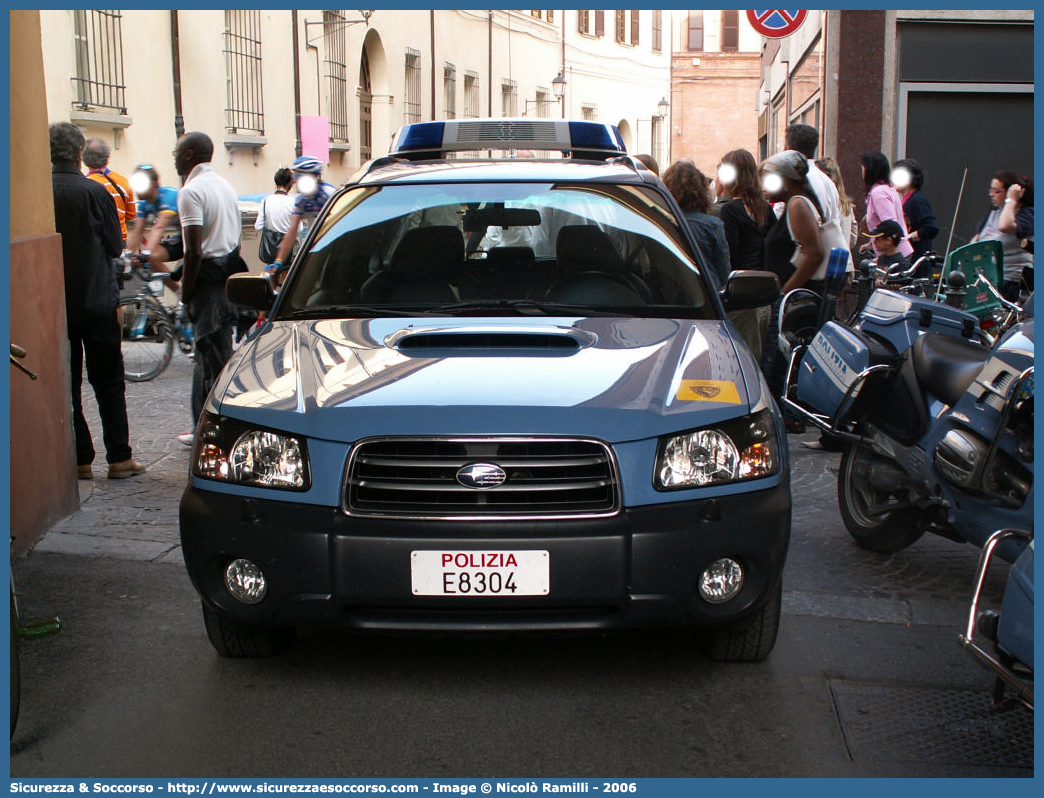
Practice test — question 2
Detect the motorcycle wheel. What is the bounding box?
[838,443,925,553]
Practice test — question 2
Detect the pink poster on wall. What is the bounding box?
[300,115,330,164]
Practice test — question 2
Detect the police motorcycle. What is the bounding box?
[839,250,1023,344]
[959,527,1033,709]
[778,248,1033,558]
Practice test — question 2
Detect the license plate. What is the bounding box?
[411,550,549,597]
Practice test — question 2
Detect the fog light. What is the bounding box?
[225,559,267,604]
[698,558,744,604]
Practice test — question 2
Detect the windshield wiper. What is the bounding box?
[279,305,429,319]
[430,300,625,317]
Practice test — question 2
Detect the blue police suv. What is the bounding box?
[180,119,791,661]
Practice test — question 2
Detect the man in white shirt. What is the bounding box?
[174,131,248,442]
[785,124,840,227]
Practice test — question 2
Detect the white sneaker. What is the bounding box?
[176,432,194,447]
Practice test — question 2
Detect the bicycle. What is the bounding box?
[10,344,61,738]
[118,257,194,381]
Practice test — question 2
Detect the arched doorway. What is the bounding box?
[359,50,372,162]
[617,119,634,154]
[358,29,389,163]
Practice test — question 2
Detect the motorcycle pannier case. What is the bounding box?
[795,321,896,418]
[857,290,980,351]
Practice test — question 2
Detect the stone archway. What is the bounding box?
[359,29,389,162]
[617,119,634,155]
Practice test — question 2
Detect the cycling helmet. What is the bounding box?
[291,156,323,175]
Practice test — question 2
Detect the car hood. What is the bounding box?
[214,316,757,443]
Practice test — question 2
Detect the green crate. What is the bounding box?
[942,240,1004,318]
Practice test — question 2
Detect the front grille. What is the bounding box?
[345,437,619,518]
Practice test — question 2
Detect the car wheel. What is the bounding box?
[201,603,295,658]
[838,443,924,553]
[696,581,781,662]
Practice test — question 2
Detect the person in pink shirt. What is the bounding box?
[859,152,913,259]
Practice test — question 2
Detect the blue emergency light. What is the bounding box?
[389,118,627,160]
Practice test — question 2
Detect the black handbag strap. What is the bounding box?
[99,171,130,215]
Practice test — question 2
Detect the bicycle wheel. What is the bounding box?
[119,296,174,381]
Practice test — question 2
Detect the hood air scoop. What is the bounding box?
[388,325,597,355]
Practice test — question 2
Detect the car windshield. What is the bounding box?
[279,180,715,319]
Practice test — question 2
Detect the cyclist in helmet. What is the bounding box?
[127,164,183,285]
[268,155,337,280]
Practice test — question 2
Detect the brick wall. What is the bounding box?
[671,52,762,178]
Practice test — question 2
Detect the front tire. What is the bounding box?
[201,603,295,658]
[119,297,174,382]
[838,443,925,553]
[697,581,782,662]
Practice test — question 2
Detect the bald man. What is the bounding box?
[173,132,247,443]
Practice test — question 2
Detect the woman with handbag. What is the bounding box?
[256,167,295,266]
[759,150,849,296]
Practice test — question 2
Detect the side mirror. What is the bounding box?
[226,273,276,312]
[721,270,780,310]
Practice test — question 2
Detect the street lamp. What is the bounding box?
[305,10,375,44]
[552,71,566,118]
[646,98,670,164]
[552,72,566,101]
[523,71,567,117]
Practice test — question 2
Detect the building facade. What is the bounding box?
[670,9,764,178]
[757,9,1034,246]
[14,10,672,550]
[40,10,672,195]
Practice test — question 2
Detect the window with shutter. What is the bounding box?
[722,10,739,52]
[687,11,704,51]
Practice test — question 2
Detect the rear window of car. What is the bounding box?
[279,181,715,319]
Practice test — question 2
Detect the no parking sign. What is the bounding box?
[747,9,808,38]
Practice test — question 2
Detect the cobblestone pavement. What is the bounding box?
[37,347,1005,626]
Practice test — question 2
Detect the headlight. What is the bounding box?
[655,409,779,490]
[193,412,310,490]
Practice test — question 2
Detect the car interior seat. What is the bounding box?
[359,226,467,304]
[546,225,650,305]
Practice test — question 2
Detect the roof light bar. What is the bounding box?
[389,118,627,159]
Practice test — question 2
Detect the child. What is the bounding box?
[867,219,911,280]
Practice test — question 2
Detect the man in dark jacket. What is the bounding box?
[50,122,145,480]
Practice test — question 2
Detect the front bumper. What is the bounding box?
[179,480,790,632]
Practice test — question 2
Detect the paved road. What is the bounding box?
[10,351,1032,777]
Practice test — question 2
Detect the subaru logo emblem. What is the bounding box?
[456,463,507,489]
